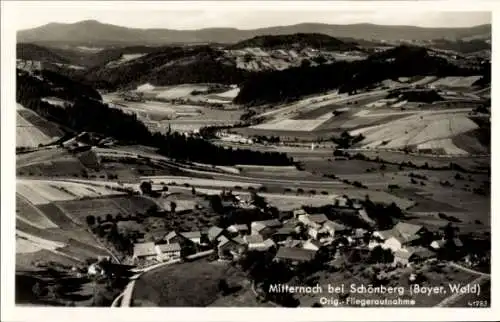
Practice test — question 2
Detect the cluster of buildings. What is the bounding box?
[369,222,463,267]
[16,59,42,73]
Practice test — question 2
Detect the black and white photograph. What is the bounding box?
[1,0,496,318]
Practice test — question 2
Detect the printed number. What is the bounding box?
[467,300,488,307]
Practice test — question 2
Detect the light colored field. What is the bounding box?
[41,97,71,108]
[107,53,147,67]
[16,231,66,252]
[155,84,210,99]
[250,112,332,132]
[16,237,44,254]
[212,87,240,99]
[410,76,438,86]
[350,112,479,155]
[16,179,125,205]
[16,195,58,229]
[429,76,482,88]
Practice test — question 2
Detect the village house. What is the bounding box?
[227,224,249,236]
[371,222,427,252]
[272,226,297,242]
[393,247,435,267]
[207,226,225,243]
[132,242,157,261]
[155,243,181,262]
[298,213,329,229]
[274,247,317,265]
[217,236,245,260]
[244,234,268,251]
[179,231,202,245]
[303,239,322,252]
[251,219,282,239]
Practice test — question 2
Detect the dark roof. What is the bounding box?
[255,219,282,228]
[275,247,316,262]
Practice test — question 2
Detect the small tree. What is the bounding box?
[86,215,96,226]
[139,181,152,195]
[170,201,177,214]
[191,187,196,195]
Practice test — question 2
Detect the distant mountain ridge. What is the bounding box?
[17,20,491,45]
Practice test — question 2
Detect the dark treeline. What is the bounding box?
[430,39,491,54]
[229,33,359,51]
[234,45,481,106]
[82,46,249,90]
[17,70,293,166]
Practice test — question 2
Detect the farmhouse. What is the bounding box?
[273,226,297,242]
[393,249,414,267]
[217,236,245,260]
[303,240,322,251]
[227,224,249,236]
[132,242,157,261]
[274,247,316,265]
[179,231,202,245]
[207,226,225,243]
[251,219,282,237]
[371,222,427,251]
[244,234,267,251]
[156,243,181,262]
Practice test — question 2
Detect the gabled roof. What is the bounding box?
[275,247,316,262]
[164,231,177,241]
[179,231,201,239]
[394,249,415,260]
[245,234,264,244]
[394,222,423,237]
[253,219,282,228]
[323,220,347,231]
[263,238,276,248]
[208,226,224,241]
[232,236,246,245]
[156,243,181,253]
[133,242,156,257]
[375,229,395,240]
[304,239,321,249]
[274,227,296,235]
[309,214,329,224]
[227,224,248,233]
[355,228,368,238]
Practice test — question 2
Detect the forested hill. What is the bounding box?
[234,45,488,106]
[229,33,359,51]
[17,70,293,166]
[81,46,249,91]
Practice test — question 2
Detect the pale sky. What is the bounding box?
[12,1,492,31]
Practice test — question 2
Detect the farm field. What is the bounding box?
[16,179,126,205]
[429,76,482,88]
[16,195,58,229]
[350,112,481,155]
[16,105,65,139]
[17,112,54,147]
[142,176,263,189]
[132,260,247,306]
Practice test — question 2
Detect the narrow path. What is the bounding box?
[449,262,490,277]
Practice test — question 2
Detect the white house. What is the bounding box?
[155,243,181,262]
[382,236,403,252]
[303,240,321,251]
[132,242,157,261]
[244,234,267,250]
